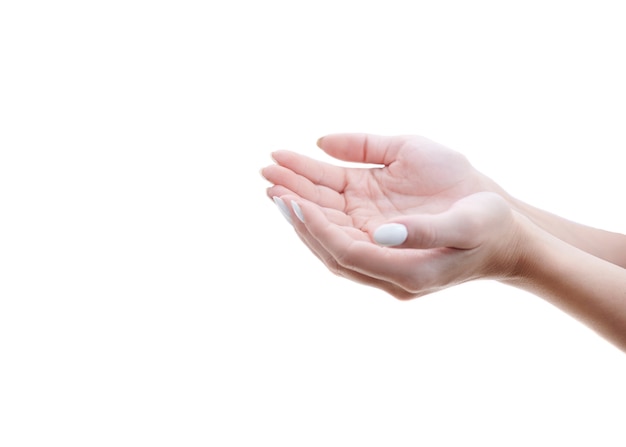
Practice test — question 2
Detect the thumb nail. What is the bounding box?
[373,223,408,246]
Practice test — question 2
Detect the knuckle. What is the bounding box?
[402,272,432,295]
[319,252,342,276]
[404,281,423,295]
[390,289,415,301]
[334,245,359,271]
[415,223,437,248]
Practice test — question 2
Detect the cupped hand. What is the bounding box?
[262,134,523,298]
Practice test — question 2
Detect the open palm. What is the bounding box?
[262,133,517,299]
[264,133,496,238]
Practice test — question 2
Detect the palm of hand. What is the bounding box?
[339,139,485,236]
[263,134,516,298]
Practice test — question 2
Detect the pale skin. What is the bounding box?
[261,133,626,352]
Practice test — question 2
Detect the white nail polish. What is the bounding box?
[273,196,293,225]
[374,223,408,246]
[291,201,305,223]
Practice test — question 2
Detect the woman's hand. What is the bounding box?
[264,133,502,231]
[263,133,626,351]
[262,134,525,299]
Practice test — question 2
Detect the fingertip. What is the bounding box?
[273,196,293,225]
[291,200,305,223]
[270,150,287,164]
[260,165,271,180]
[265,183,276,196]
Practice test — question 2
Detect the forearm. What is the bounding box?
[506,194,626,268]
[505,214,626,352]
[477,170,626,267]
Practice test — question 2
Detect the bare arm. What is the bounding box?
[509,197,626,269]
[263,133,626,352]
[505,213,626,352]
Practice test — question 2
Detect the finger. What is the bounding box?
[316,133,404,166]
[295,195,447,292]
[267,186,353,227]
[265,185,296,204]
[372,193,506,250]
[294,219,416,300]
[283,196,416,300]
[262,163,345,210]
[372,213,472,250]
[270,150,348,193]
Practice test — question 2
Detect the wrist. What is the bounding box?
[496,209,545,284]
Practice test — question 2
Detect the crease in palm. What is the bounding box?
[293,143,482,240]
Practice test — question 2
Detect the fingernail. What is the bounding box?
[316,137,324,147]
[291,201,305,223]
[373,223,408,246]
[273,196,293,225]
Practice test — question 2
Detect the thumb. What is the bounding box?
[373,216,470,249]
[373,197,497,249]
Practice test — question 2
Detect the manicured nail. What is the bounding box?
[273,196,293,225]
[373,223,408,246]
[291,201,305,223]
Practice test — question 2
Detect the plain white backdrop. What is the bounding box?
[1,1,625,445]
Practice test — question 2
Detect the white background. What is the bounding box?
[1,1,625,445]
